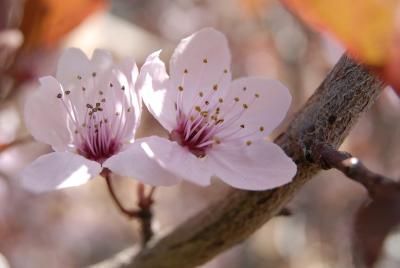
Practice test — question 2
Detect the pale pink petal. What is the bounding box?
[218,78,292,142]
[207,140,296,190]
[117,58,142,140]
[119,57,139,88]
[55,48,102,125]
[103,137,180,186]
[91,49,114,72]
[24,76,72,151]
[104,136,212,186]
[169,28,232,114]
[56,48,92,90]
[20,152,101,193]
[137,50,177,131]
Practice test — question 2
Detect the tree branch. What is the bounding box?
[311,144,398,199]
[91,54,384,268]
[101,168,156,247]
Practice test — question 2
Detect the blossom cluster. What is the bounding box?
[21,28,296,193]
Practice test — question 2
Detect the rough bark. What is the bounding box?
[91,54,384,268]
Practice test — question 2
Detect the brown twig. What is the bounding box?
[100,168,155,246]
[311,144,399,199]
[277,207,292,216]
[91,55,383,268]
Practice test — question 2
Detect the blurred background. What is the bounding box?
[0,0,399,267]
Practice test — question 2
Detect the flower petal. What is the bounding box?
[104,136,212,186]
[218,78,292,142]
[24,76,72,151]
[20,152,101,193]
[137,50,177,131]
[169,28,232,115]
[117,58,142,141]
[56,48,92,90]
[207,140,296,190]
[91,49,114,72]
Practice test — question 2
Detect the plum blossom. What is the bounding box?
[105,28,297,190]
[21,48,141,193]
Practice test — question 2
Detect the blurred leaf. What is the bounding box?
[238,0,273,17]
[281,0,400,94]
[20,0,107,49]
[353,184,400,267]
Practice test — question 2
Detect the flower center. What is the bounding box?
[55,72,134,163]
[76,113,122,163]
[169,111,220,158]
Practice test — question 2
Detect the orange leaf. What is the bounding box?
[282,0,400,94]
[20,0,107,49]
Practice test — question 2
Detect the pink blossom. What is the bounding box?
[105,28,297,190]
[21,48,141,193]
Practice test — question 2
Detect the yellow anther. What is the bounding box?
[195,106,201,112]
[246,140,252,146]
[255,93,260,98]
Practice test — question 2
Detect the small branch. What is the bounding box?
[102,168,139,218]
[136,183,156,246]
[100,168,155,246]
[277,207,292,216]
[92,55,384,268]
[312,144,399,199]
